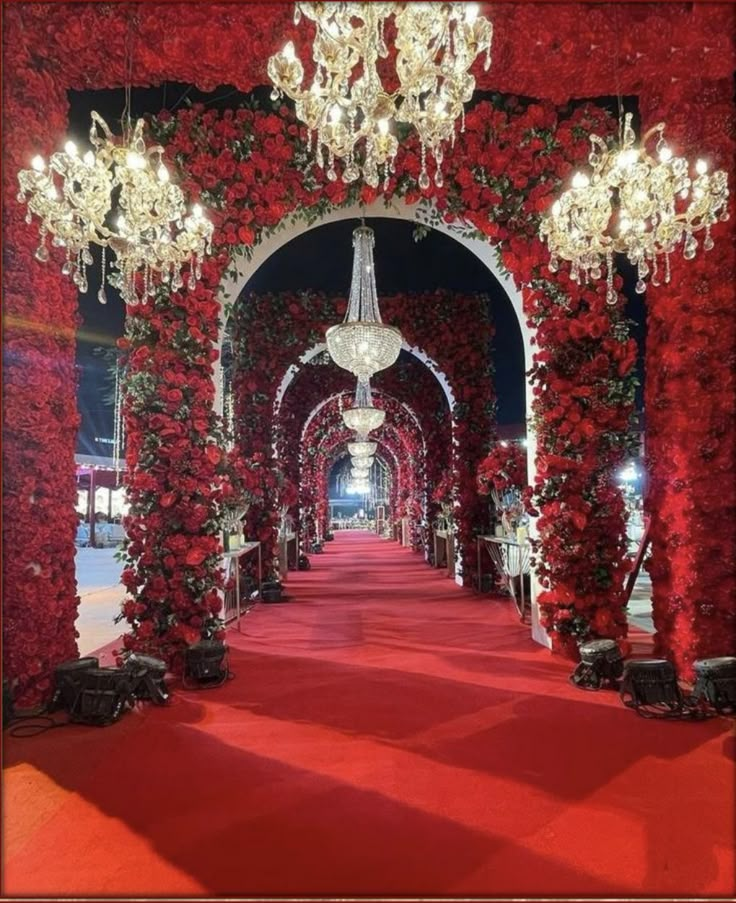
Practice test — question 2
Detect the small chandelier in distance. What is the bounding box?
[17,112,213,306]
[351,455,375,471]
[327,223,402,380]
[342,378,386,437]
[348,440,377,457]
[540,112,729,303]
[268,3,492,190]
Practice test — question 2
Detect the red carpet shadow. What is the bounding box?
[224,647,518,741]
[4,703,632,897]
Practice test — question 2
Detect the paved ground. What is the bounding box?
[75,548,126,656]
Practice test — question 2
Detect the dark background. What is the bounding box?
[68,84,645,456]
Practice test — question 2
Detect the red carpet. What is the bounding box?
[4,531,734,897]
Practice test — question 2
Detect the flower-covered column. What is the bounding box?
[640,78,736,678]
[522,272,638,657]
[2,34,80,707]
[118,257,227,661]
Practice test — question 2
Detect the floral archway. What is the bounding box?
[229,289,492,576]
[300,394,425,547]
[3,3,734,705]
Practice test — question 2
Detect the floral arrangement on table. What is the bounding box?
[477,442,527,497]
[477,442,531,536]
[431,473,456,527]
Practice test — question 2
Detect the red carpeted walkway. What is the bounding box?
[4,531,734,897]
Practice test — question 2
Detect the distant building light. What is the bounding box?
[618,463,639,483]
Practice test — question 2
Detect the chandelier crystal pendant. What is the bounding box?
[540,112,730,303]
[326,223,402,379]
[342,377,386,436]
[17,112,213,306]
[268,2,492,190]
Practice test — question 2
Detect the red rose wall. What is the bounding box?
[2,3,734,704]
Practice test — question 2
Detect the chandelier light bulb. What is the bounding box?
[268,3,493,190]
[540,112,730,302]
[17,111,213,306]
[329,104,342,125]
[618,148,638,169]
[572,172,590,189]
[126,150,146,170]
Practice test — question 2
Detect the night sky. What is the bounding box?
[69,84,646,456]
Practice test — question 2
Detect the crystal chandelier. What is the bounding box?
[342,377,386,436]
[326,223,402,379]
[348,440,377,457]
[17,113,213,306]
[268,3,492,190]
[540,112,730,303]
[351,455,374,470]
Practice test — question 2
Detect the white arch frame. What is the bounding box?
[273,339,456,413]
[215,197,547,647]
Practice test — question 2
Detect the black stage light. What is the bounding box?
[50,657,100,713]
[571,639,625,690]
[260,580,285,603]
[324,531,334,542]
[691,657,736,715]
[184,640,229,688]
[298,554,311,571]
[125,654,170,705]
[70,668,135,726]
[311,540,324,554]
[620,659,684,718]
